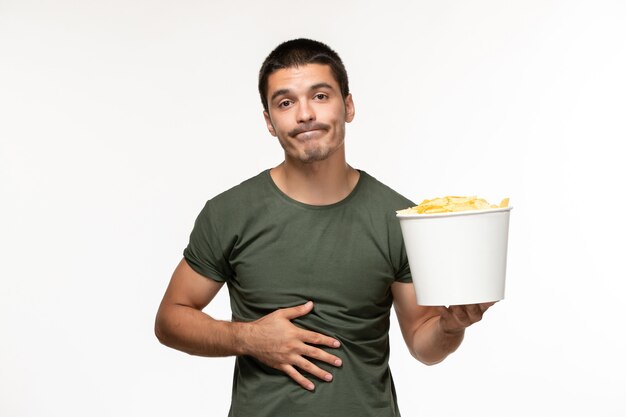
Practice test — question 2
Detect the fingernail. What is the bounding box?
[307,383,315,390]
[333,340,340,348]
[324,374,333,381]
[334,359,342,366]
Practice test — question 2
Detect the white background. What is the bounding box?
[1,0,625,416]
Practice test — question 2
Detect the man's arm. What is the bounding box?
[391,282,494,365]
[155,259,342,390]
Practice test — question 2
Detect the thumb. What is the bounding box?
[281,301,314,320]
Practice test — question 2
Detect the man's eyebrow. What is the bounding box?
[310,82,335,91]
[270,88,290,103]
[269,83,337,103]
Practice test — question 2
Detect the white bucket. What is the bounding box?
[397,207,512,306]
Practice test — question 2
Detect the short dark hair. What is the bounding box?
[258,38,350,112]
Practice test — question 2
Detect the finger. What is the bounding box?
[449,305,471,326]
[438,306,458,327]
[463,304,484,323]
[479,301,496,312]
[280,301,314,320]
[300,343,343,367]
[438,306,453,321]
[439,306,464,334]
[293,356,334,383]
[282,364,316,391]
[300,329,341,349]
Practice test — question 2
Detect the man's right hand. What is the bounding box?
[243,301,342,391]
[155,261,341,391]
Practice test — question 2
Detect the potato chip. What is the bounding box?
[397,196,510,214]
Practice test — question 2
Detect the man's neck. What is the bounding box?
[270,150,360,206]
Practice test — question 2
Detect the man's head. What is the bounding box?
[259,39,355,165]
[258,38,350,113]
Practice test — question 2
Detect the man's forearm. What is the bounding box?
[155,304,249,357]
[410,315,465,365]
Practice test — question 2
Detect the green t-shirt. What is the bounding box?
[184,170,414,417]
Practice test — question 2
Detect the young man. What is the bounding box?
[155,38,494,417]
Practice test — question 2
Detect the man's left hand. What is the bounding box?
[438,302,496,335]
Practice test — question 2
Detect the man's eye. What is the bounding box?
[278,100,292,108]
[314,93,328,100]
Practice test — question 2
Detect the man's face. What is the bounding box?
[263,64,355,164]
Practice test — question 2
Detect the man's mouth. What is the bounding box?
[289,122,330,138]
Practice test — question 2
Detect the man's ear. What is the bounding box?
[344,94,355,123]
[263,111,277,136]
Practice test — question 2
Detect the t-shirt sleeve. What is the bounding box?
[393,198,414,283]
[183,200,232,282]
[395,245,413,283]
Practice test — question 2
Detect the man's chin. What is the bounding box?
[293,155,326,164]
[300,148,331,163]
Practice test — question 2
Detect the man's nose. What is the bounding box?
[296,100,315,123]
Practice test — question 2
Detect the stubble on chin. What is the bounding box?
[297,137,346,164]
[300,148,330,163]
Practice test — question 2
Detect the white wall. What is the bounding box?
[1,1,625,416]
